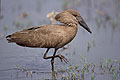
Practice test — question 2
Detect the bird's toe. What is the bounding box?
[57,54,69,63]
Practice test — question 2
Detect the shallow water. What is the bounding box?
[0,0,120,80]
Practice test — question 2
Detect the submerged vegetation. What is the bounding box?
[14,56,120,80]
[56,56,120,80]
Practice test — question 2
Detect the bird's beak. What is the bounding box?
[77,16,92,33]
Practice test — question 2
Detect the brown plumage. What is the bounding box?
[6,9,92,71]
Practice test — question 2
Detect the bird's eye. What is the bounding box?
[73,14,77,17]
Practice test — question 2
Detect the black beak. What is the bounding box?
[77,16,92,33]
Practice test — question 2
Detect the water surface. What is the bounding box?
[0,0,120,80]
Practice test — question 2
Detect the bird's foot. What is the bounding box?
[57,54,69,63]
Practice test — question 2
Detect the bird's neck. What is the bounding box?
[65,23,78,36]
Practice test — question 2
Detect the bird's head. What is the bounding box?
[55,9,92,33]
[65,9,92,33]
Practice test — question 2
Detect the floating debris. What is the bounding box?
[46,10,58,24]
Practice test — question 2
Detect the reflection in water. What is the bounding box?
[0,0,120,80]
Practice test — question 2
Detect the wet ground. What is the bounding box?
[0,0,120,80]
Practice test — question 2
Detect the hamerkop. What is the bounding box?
[6,9,92,71]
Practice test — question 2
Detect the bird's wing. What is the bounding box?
[7,25,63,48]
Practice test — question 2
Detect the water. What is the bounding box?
[0,0,120,80]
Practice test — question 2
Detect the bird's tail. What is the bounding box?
[6,35,13,43]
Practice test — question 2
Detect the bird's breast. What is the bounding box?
[65,27,77,42]
[56,26,78,48]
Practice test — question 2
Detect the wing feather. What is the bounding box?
[6,25,63,48]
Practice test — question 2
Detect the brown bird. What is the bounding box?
[6,9,92,71]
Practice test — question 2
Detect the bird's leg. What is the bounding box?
[51,49,69,71]
[51,49,58,71]
[43,48,50,59]
[43,48,68,71]
[43,48,68,63]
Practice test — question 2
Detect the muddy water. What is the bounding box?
[0,0,120,80]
